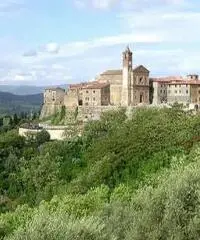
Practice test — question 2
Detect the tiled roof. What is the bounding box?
[69,82,88,89]
[169,80,200,85]
[82,82,110,89]
[151,76,200,85]
[132,65,149,72]
[100,69,122,75]
[151,76,184,82]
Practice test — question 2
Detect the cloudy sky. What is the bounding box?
[0,0,200,85]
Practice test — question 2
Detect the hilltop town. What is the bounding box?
[40,46,200,122]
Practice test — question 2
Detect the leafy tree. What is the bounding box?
[35,130,50,146]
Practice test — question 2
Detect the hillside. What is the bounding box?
[1,107,200,239]
[0,91,43,115]
[0,84,67,95]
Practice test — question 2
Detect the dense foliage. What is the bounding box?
[1,107,200,239]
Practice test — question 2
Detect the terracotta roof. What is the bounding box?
[82,82,110,90]
[100,69,122,75]
[169,80,200,85]
[69,82,88,89]
[151,76,183,81]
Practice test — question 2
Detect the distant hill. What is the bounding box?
[0,91,43,115]
[0,85,67,95]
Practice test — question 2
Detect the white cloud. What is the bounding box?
[74,0,118,9]
[74,0,186,10]
[119,10,200,42]
[44,42,60,54]
[0,0,25,16]
[0,0,200,85]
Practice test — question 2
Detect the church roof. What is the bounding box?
[132,65,150,73]
[100,69,122,75]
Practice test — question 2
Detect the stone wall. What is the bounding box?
[19,126,67,141]
[76,105,119,122]
[82,88,101,106]
[190,85,200,104]
[96,74,122,105]
[167,84,190,104]
[44,88,65,105]
[64,91,79,107]
[40,104,63,120]
[152,82,168,105]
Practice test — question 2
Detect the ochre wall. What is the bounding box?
[97,74,122,105]
[64,91,79,107]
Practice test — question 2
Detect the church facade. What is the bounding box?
[64,46,150,108]
[40,46,150,119]
[96,46,150,106]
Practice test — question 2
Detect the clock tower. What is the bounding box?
[121,46,132,106]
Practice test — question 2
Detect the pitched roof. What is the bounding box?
[100,69,122,75]
[150,76,184,83]
[132,65,150,72]
[169,80,200,85]
[82,82,110,90]
[151,76,200,85]
[69,82,88,89]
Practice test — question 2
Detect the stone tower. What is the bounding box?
[121,46,132,106]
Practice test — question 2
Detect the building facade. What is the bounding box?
[44,87,65,105]
[96,46,150,106]
[151,75,200,106]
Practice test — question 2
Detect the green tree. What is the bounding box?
[35,130,50,146]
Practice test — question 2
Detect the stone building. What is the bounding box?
[167,80,190,104]
[40,87,65,119]
[150,79,169,105]
[151,75,200,106]
[81,82,110,106]
[44,87,65,105]
[40,46,150,120]
[97,46,150,106]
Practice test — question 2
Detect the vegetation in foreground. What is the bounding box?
[1,107,200,239]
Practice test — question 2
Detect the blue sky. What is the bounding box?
[0,0,200,85]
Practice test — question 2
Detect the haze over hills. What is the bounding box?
[0,91,43,115]
[0,84,67,95]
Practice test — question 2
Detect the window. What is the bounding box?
[168,90,171,94]
[85,97,89,101]
[186,90,188,94]
[198,90,200,94]
[160,90,162,93]
[186,84,188,88]
[140,94,143,103]
[175,85,177,88]
[139,77,143,83]
[93,90,95,93]
[179,90,181,93]
[93,97,95,101]
[175,90,177,94]
[86,90,89,93]
[163,90,165,94]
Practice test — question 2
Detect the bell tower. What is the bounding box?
[121,46,132,106]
